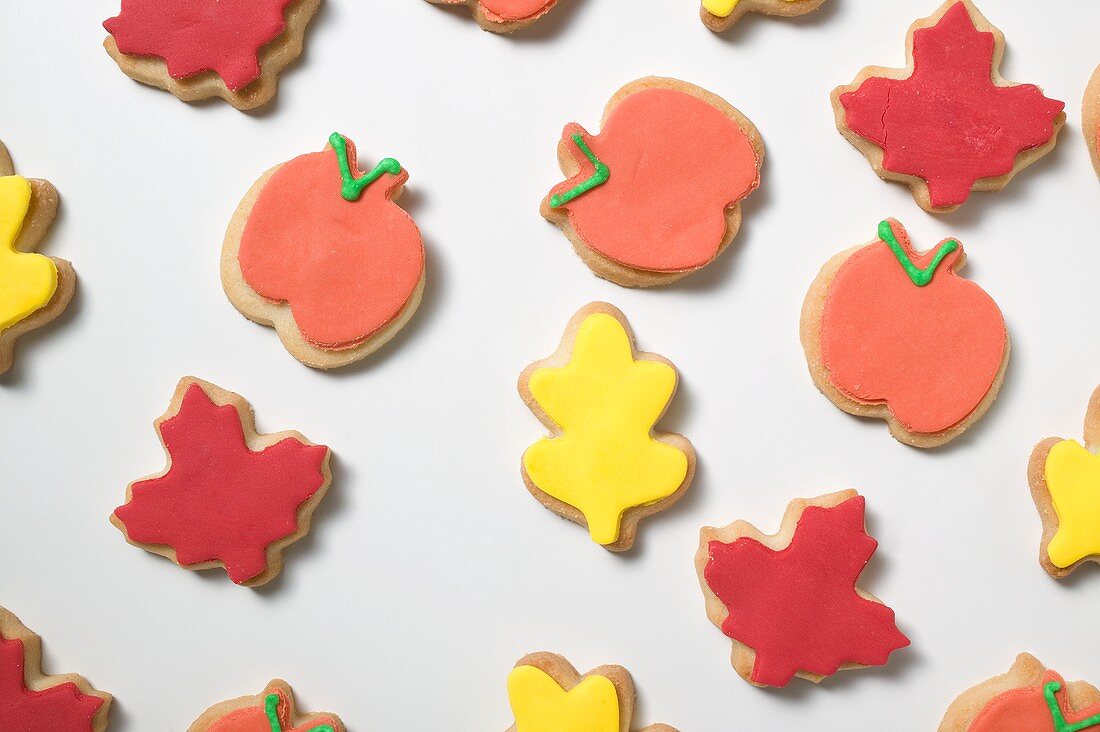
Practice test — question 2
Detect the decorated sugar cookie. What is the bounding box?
[222,133,425,369]
[103,0,321,110]
[0,142,76,376]
[832,0,1065,213]
[1085,64,1100,177]
[429,0,559,33]
[519,303,695,551]
[1028,386,1100,579]
[506,652,677,732]
[542,77,763,287]
[801,219,1008,448]
[112,377,332,587]
[0,605,112,732]
[939,654,1100,731]
[187,680,343,732]
[700,0,829,34]
[696,491,909,687]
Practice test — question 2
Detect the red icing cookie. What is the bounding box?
[187,680,344,732]
[1085,64,1100,177]
[222,133,426,369]
[938,654,1100,732]
[696,491,909,688]
[832,0,1065,213]
[429,0,558,33]
[103,0,321,110]
[800,219,1008,448]
[0,606,112,732]
[542,77,763,287]
[112,377,332,587]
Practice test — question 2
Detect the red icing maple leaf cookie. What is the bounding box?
[112,377,332,587]
[103,0,321,110]
[832,0,1065,213]
[939,653,1100,732]
[429,0,558,33]
[0,606,112,732]
[187,680,344,732]
[542,77,763,287]
[222,133,425,369]
[695,491,909,688]
[800,219,1008,448]
[1085,64,1100,177]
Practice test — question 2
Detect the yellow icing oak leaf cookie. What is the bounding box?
[519,303,695,551]
[1029,385,1100,578]
[505,652,677,732]
[700,0,828,32]
[0,142,75,376]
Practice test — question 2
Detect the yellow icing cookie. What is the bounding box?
[508,665,619,732]
[520,304,693,549]
[0,175,58,332]
[1044,439,1100,568]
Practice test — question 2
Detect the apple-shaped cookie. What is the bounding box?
[187,680,343,732]
[429,0,559,33]
[801,219,1008,448]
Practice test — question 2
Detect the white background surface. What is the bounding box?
[1,0,1099,729]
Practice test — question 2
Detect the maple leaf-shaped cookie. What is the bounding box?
[103,0,321,110]
[696,491,909,687]
[0,606,112,732]
[832,0,1065,213]
[112,377,331,587]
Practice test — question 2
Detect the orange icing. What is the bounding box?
[481,0,555,20]
[237,142,423,350]
[969,672,1100,732]
[548,87,759,273]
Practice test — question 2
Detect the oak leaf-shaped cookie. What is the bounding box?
[112,377,331,587]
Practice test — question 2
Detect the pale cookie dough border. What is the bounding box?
[695,490,894,687]
[701,0,828,34]
[518,302,696,551]
[0,605,113,732]
[507,652,678,732]
[799,224,1010,449]
[0,141,76,377]
[110,376,333,588]
[1084,63,1100,176]
[540,76,764,288]
[187,679,345,732]
[830,0,1066,214]
[220,146,426,371]
[103,0,322,111]
[937,653,1100,731]
[428,0,560,33]
[1028,384,1100,579]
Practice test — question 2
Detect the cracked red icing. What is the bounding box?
[103,0,295,90]
[839,1,1064,208]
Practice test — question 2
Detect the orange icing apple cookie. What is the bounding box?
[1085,64,1100,177]
[430,0,559,33]
[187,680,343,732]
[506,652,677,732]
[800,219,1008,448]
[103,0,321,110]
[939,654,1100,732]
[542,77,763,287]
[0,606,112,732]
[700,0,829,34]
[1028,386,1100,579]
[519,303,695,551]
[222,133,425,369]
[0,141,76,376]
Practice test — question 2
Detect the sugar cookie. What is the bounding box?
[222,133,425,369]
[519,303,695,551]
[832,0,1065,213]
[1085,64,1100,177]
[696,491,909,687]
[112,377,332,587]
[187,680,343,732]
[430,0,559,33]
[542,77,763,287]
[700,0,829,34]
[801,219,1008,448]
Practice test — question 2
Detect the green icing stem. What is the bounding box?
[328,132,401,202]
[1045,682,1100,732]
[878,219,958,287]
[549,133,610,208]
[264,693,335,732]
